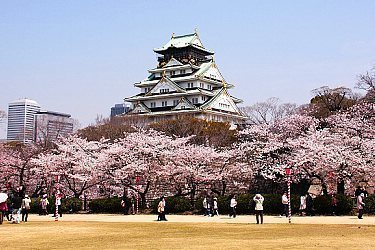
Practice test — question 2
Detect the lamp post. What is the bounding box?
[285,167,292,224]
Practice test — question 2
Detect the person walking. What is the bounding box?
[40,194,49,215]
[253,194,264,224]
[0,192,8,225]
[0,200,7,224]
[299,194,306,216]
[357,193,365,219]
[331,194,337,216]
[129,195,135,215]
[202,197,209,216]
[21,194,31,222]
[281,192,288,217]
[55,192,62,217]
[12,191,22,224]
[213,197,219,216]
[157,197,167,221]
[0,190,9,224]
[121,197,128,215]
[305,193,314,216]
[229,195,237,218]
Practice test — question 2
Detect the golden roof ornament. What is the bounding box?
[212,55,216,67]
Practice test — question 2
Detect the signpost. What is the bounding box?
[135,176,141,214]
[54,175,60,222]
[285,167,292,224]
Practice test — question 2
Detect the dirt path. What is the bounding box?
[24,214,375,225]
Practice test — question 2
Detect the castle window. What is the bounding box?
[180,69,186,74]
[170,71,176,76]
[162,101,168,107]
[200,82,204,88]
[187,82,194,88]
[173,100,179,106]
[192,98,198,104]
[160,89,169,94]
[219,103,230,109]
[150,102,156,108]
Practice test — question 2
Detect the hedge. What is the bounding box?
[22,194,372,215]
[29,197,82,214]
[314,195,353,215]
[89,197,123,213]
[364,195,375,214]
[151,196,192,214]
[194,194,300,215]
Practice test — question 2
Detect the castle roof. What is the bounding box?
[154,32,214,55]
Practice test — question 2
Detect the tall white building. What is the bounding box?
[7,98,41,143]
[34,111,74,143]
[124,31,247,125]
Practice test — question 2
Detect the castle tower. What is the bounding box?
[124,31,247,125]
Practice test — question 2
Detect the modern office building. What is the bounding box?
[7,98,41,143]
[124,31,247,125]
[110,103,131,118]
[34,111,74,143]
[7,98,74,144]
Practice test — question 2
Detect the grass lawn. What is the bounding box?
[1,222,374,249]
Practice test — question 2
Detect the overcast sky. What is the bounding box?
[1,0,375,138]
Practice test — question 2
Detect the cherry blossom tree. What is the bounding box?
[34,135,109,198]
[0,143,43,195]
[100,130,191,206]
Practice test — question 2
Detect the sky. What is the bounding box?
[1,0,375,138]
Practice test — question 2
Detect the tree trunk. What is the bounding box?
[221,181,227,196]
[337,180,345,194]
[190,183,197,209]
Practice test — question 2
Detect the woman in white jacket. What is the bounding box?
[253,194,264,224]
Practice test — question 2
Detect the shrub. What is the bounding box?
[62,198,82,213]
[314,195,331,215]
[258,194,300,215]
[364,195,375,214]
[217,196,232,215]
[29,197,83,214]
[166,196,191,213]
[310,194,353,215]
[89,197,123,213]
[152,196,191,214]
[336,194,354,215]
[236,194,253,214]
[195,194,300,215]
[194,196,232,215]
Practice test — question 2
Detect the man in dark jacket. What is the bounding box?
[11,192,23,223]
[305,193,314,216]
